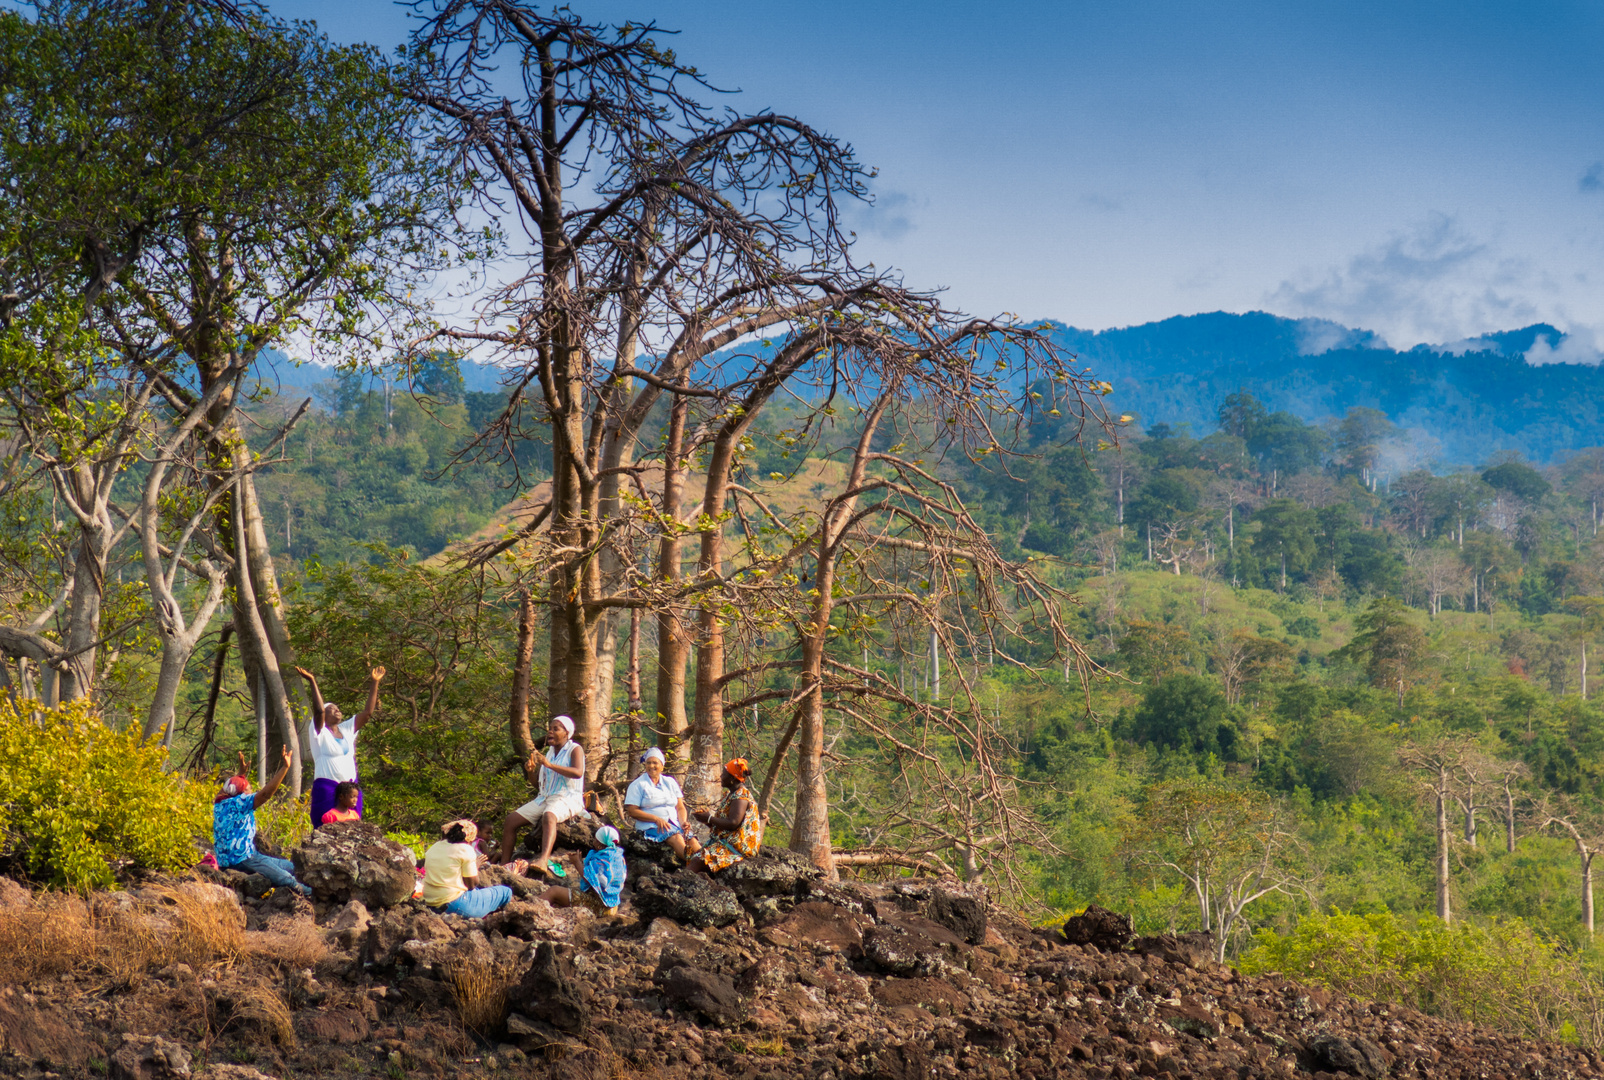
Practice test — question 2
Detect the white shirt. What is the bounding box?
[539,739,584,803]
[310,717,359,783]
[624,772,683,830]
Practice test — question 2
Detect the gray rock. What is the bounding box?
[632,872,744,928]
[1130,930,1215,970]
[365,906,452,968]
[862,912,970,978]
[1062,905,1133,951]
[195,1068,277,1080]
[508,942,590,1035]
[927,884,987,944]
[717,847,822,901]
[110,1034,192,1080]
[327,899,371,950]
[1308,1034,1389,1079]
[291,822,417,908]
[656,963,745,1025]
[482,899,563,940]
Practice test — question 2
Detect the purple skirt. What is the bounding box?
[310,776,364,828]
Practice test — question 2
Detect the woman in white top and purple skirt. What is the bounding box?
[295,665,384,829]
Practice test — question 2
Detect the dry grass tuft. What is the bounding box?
[0,893,94,984]
[235,983,297,1049]
[0,884,250,989]
[444,954,519,1034]
[156,886,247,968]
[247,921,328,970]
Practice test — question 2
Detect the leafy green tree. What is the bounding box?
[1332,407,1394,490]
[1337,597,1430,705]
[0,0,459,766]
[1128,673,1239,762]
[1482,461,1552,505]
[1129,777,1302,961]
[1216,390,1268,440]
[1250,499,1318,589]
[288,549,525,831]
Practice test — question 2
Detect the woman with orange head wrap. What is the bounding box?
[688,758,764,874]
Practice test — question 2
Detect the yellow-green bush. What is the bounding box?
[1240,909,1604,1046]
[0,697,205,889]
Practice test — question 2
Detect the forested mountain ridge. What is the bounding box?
[1043,311,1601,464]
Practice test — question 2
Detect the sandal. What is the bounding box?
[546,859,568,879]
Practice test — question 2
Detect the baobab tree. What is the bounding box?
[414,1,1109,820]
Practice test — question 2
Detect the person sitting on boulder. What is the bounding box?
[295,664,384,830]
[623,746,701,861]
[687,758,764,875]
[422,819,513,918]
[496,714,586,878]
[319,781,362,825]
[536,825,626,916]
[212,746,312,897]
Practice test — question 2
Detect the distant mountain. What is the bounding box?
[1041,312,1604,465]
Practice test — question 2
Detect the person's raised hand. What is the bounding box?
[276,745,291,772]
[371,665,386,681]
[293,666,314,681]
[236,750,249,773]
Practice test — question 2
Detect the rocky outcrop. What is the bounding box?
[1062,902,1133,950]
[5,842,1603,1080]
[631,871,743,928]
[508,942,590,1035]
[290,822,416,908]
[109,1034,191,1080]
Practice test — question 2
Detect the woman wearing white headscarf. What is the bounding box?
[623,747,701,860]
[496,714,587,877]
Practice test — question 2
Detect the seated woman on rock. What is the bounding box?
[623,747,701,861]
[687,758,764,875]
[496,714,587,878]
[537,825,626,916]
[212,747,313,897]
[422,819,512,918]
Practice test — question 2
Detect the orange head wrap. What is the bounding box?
[724,758,751,782]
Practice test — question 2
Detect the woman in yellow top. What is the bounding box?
[688,759,764,874]
[421,820,512,918]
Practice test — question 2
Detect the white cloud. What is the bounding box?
[1525,325,1604,365]
[1265,214,1539,346]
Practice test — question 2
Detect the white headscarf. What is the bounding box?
[552,714,575,736]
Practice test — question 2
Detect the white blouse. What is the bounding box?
[624,772,684,830]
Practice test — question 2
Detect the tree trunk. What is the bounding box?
[231,486,301,797]
[1435,778,1451,924]
[58,510,110,702]
[625,606,644,781]
[1504,787,1517,853]
[509,589,537,763]
[655,396,691,765]
[1585,850,1596,938]
[792,541,836,876]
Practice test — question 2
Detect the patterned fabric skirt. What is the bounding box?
[701,835,747,873]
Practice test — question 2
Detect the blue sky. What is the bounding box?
[275,1,1604,353]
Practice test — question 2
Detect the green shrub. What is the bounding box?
[1240,909,1604,1046]
[0,698,205,889]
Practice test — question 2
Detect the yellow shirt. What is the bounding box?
[420,840,477,907]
